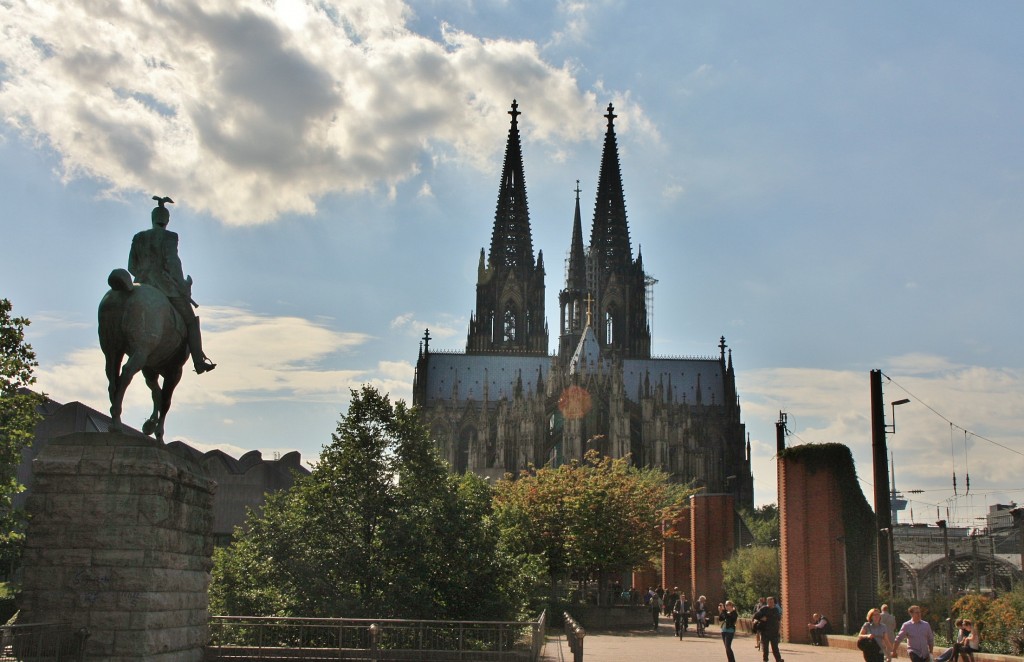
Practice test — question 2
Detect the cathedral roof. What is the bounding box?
[568,322,605,375]
[417,352,549,406]
[622,358,725,406]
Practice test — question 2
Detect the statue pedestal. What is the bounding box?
[19,432,216,661]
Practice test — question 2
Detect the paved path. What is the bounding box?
[541,615,867,662]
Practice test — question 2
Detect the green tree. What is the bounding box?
[210,385,540,620]
[0,299,43,563]
[492,450,693,587]
[741,504,779,546]
[721,545,780,612]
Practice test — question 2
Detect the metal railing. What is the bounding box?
[0,622,89,661]
[208,611,546,661]
[562,612,584,662]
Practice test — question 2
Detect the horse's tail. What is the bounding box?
[108,268,135,292]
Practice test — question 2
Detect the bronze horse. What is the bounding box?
[98,268,189,442]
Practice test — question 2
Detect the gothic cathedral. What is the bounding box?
[413,101,753,507]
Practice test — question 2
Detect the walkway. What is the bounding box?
[541,614,1024,662]
[542,615,867,662]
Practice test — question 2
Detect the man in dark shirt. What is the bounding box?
[754,596,784,662]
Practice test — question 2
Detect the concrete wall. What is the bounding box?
[19,432,215,661]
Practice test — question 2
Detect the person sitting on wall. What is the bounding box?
[808,613,831,645]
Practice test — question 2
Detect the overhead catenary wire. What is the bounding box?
[882,371,1024,458]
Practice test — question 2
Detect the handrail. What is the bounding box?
[563,612,585,662]
[208,613,548,661]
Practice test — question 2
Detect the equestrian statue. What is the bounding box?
[98,196,216,441]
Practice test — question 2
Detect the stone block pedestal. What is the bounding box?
[19,431,216,661]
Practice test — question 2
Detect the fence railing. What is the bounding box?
[562,612,584,662]
[207,611,546,661]
[0,622,89,661]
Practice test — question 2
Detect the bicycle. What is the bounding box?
[695,611,707,637]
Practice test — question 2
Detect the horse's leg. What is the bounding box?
[111,352,147,432]
[141,368,162,437]
[155,365,184,443]
[105,351,126,432]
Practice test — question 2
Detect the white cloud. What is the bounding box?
[388,311,462,339]
[0,0,621,225]
[34,305,374,416]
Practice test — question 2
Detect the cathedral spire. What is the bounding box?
[567,180,587,290]
[468,99,547,355]
[590,103,632,274]
[488,99,535,271]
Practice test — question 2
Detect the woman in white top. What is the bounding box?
[957,620,979,662]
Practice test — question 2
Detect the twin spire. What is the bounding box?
[488,100,633,278]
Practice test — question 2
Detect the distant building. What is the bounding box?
[413,101,753,506]
[987,502,1018,532]
[893,522,1022,598]
[19,395,308,545]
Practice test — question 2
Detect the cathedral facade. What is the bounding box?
[413,101,753,507]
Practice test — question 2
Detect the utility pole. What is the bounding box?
[870,370,893,596]
[937,520,950,593]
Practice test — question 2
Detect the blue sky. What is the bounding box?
[3,1,1023,527]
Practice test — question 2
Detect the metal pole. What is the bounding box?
[938,520,950,593]
[871,370,893,595]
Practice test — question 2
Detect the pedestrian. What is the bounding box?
[753,596,783,662]
[880,604,897,661]
[666,586,680,616]
[650,590,663,630]
[753,597,765,650]
[892,605,934,662]
[720,600,739,662]
[859,608,893,662]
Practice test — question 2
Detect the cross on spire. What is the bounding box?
[509,99,521,124]
[585,293,594,326]
[604,103,616,128]
[574,179,581,201]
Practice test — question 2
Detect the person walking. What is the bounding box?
[859,608,893,662]
[753,597,766,650]
[720,600,739,662]
[892,605,934,662]
[754,596,784,662]
[650,590,663,630]
[880,604,897,661]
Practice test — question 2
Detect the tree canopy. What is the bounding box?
[0,299,42,556]
[210,385,542,620]
[492,448,694,582]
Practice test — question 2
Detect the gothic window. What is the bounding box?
[605,309,614,344]
[457,427,475,473]
[504,307,517,342]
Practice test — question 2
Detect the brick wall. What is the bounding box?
[662,508,692,594]
[779,452,848,643]
[690,493,735,609]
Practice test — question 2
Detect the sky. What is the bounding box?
[3,1,1023,530]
